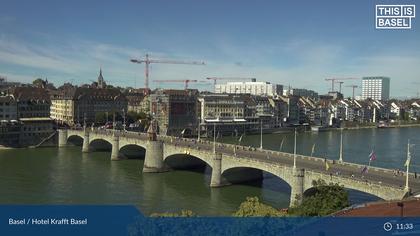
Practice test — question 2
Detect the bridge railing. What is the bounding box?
[63,129,414,179]
[220,150,406,191]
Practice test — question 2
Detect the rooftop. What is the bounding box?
[334,198,420,217]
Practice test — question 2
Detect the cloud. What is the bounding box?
[0,33,419,98]
[0,15,15,26]
[0,72,36,84]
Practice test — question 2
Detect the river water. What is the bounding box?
[0,127,419,216]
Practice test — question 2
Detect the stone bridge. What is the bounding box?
[59,129,413,207]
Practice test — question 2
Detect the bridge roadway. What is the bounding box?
[59,129,418,207]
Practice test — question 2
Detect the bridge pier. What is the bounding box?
[82,132,90,153]
[111,136,120,160]
[143,140,166,172]
[58,129,68,147]
[210,153,223,187]
[290,168,305,207]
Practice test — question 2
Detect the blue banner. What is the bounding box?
[1,205,420,236]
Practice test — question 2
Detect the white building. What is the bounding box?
[283,88,319,100]
[361,76,390,100]
[215,81,283,97]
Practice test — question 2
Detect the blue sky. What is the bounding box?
[0,0,419,98]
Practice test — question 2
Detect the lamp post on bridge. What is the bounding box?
[122,108,126,132]
[339,128,344,163]
[293,128,297,169]
[259,120,263,149]
[197,119,201,142]
[213,122,216,154]
[405,139,413,191]
[83,113,86,133]
[112,112,116,136]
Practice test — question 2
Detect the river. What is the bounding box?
[0,127,419,216]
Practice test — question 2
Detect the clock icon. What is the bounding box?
[384,222,393,232]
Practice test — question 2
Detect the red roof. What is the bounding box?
[335,198,420,217]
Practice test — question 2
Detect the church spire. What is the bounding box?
[97,67,106,89]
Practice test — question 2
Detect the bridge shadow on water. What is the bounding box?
[222,169,291,195]
[67,135,83,146]
[89,139,112,152]
[119,145,146,159]
[165,154,209,172]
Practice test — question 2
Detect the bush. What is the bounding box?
[233,197,285,217]
[289,179,349,216]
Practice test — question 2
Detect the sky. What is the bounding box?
[0,0,419,98]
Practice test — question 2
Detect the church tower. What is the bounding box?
[97,68,106,89]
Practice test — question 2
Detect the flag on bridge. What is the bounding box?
[279,137,285,152]
[369,150,376,161]
[238,134,244,143]
[361,165,368,174]
[311,143,316,156]
[325,161,330,171]
[405,150,411,167]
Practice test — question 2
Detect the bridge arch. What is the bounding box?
[221,161,294,188]
[164,153,212,170]
[67,134,84,146]
[222,166,292,188]
[303,175,406,201]
[119,143,147,151]
[119,144,146,159]
[89,138,112,151]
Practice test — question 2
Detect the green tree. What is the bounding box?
[289,179,349,216]
[233,197,285,217]
[32,78,45,87]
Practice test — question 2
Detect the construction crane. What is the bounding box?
[130,54,205,90]
[325,78,359,92]
[345,85,359,99]
[337,81,344,93]
[206,77,256,91]
[153,79,199,90]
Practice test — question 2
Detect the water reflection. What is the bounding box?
[0,127,418,216]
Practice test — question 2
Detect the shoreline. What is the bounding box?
[344,123,420,130]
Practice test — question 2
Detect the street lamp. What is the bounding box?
[259,120,263,149]
[213,122,216,153]
[293,128,297,169]
[122,108,126,131]
[339,128,344,163]
[112,112,116,136]
[405,139,412,191]
[83,112,86,133]
[197,116,201,141]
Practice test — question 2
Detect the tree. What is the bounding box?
[233,197,285,217]
[32,78,45,88]
[289,179,349,216]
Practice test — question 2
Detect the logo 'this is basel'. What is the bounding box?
[376,5,415,29]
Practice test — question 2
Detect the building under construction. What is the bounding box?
[149,89,199,136]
